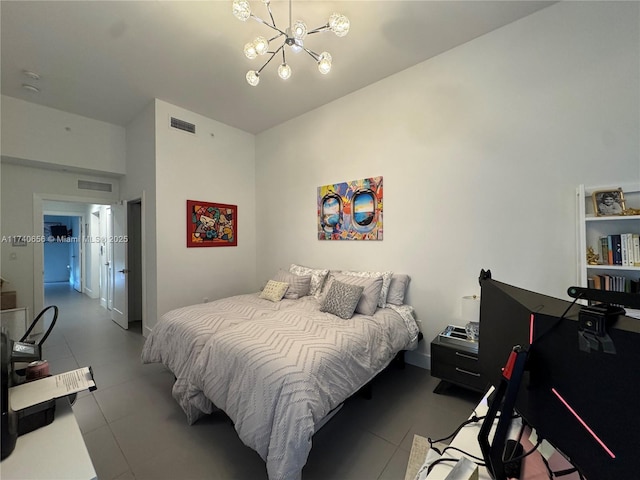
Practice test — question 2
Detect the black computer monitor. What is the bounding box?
[477,273,640,480]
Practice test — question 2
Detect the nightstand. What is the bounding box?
[431,326,487,394]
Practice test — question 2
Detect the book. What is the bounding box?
[633,234,640,267]
[607,236,614,265]
[625,233,634,266]
[611,234,622,265]
[621,234,628,266]
[600,236,610,265]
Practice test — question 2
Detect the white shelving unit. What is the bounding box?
[576,183,640,317]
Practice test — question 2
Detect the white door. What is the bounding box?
[111,202,129,329]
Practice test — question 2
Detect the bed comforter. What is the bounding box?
[142,293,419,480]
[181,295,418,480]
[141,293,301,412]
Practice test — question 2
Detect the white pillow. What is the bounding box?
[259,280,289,302]
[289,263,329,297]
[341,270,393,307]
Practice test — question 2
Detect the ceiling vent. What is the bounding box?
[78,180,112,192]
[170,117,196,134]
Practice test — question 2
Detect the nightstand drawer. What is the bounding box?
[431,361,487,392]
[431,342,479,369]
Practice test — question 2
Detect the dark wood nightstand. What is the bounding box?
[431,328,487,394]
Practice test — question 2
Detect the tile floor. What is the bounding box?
[36,283,482,480]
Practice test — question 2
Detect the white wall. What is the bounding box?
[1,95,126,176]
[0,163,119,319]
[122,100,157,334]
[153,100,257,329]
[255,1,640,367]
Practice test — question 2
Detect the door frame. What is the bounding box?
[32,194,133,320]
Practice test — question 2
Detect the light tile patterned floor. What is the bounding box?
[38,283,481,480]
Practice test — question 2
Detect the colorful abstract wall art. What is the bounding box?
[317,176,383,240]
[186,200,237,247]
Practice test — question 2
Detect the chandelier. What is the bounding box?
[232,0,350,86]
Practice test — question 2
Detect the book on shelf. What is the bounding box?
[597,233,640,266]
[587,274,640,294]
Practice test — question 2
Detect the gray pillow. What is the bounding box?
[273,269,312,299]
[320,280,364,320]
[331,273,382,316]
[386,274,411,306]
[340,270,393,307]
[289,263,330,297]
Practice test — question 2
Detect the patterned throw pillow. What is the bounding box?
[320,280,364,320]
[341,270,393,307]
[289,263,330,297]
[272,269,312,299]
[259,280,289,302]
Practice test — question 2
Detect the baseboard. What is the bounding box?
[405,350,430,370]
[83,287,99,299]
[143,325,153,338]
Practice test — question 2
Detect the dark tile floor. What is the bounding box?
[39,283,482,480]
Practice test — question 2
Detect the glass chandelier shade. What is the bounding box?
[278,63,292,80]
[329,13,350,37]
[317,52,332,75]
[232,0,349,86]
[246,70,260,86]
[232,0,251,21]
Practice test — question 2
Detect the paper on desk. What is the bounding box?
[9,366,95,411]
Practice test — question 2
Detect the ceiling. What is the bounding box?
[1,1,554,134]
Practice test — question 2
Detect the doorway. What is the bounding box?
[43,214,82,292]
[36,196,145,333]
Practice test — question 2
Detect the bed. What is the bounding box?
[142,265,420,480]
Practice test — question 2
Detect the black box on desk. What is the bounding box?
[16,398,56,436]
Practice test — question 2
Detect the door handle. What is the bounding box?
[118,269,130,274]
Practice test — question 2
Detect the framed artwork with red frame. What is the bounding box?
[186,200,237,247]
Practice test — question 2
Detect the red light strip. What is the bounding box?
[529,313,535,344]
[551,388,616,459]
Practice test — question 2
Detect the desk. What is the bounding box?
[424,390,580,480]
[1,397,97,479]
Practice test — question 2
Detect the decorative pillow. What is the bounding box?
[289,263,330,297]
[272,269,312,299]
[320,280,364,320]
[341,270,393,307]
[329,273,383,316]
[386,274,411,306]
[259,280,289,302]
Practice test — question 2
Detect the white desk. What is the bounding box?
[1,397,97,480]
[424,390,580,480]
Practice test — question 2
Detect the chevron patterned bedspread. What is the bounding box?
[141,293,302,409]
[180,295,418,480]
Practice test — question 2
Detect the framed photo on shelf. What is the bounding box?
[186,200,237,247]
[592,188,625,216]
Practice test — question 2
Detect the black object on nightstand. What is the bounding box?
[431,325,487,394]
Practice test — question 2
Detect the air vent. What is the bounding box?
[170,117,196,134]
[78,180,112,192]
